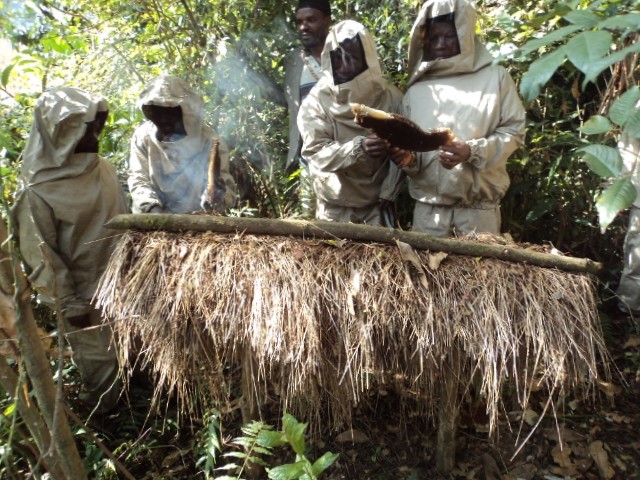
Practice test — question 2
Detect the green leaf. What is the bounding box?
[258,430,287,448]
[267,461,307,480]
[579,144,623,177]
[282,414,308,456]
[3,402,16,417]
[1,64,14,87]
[529,3,573,29]
[624,110,640,139]
[310,452,340,475]
[566,30,612,76]
[582,41,640,88]
[609,86,640,127]
[245,456,269,467]
[15,56,38,66]
[596,176,637,232]
[65,34,88,53]
[214,462,240,471]
[252,446,274,456]
[520,47,567,104]
[223,451,248,459]
[580,115,612,135]
[241,420,270,436]
[518,25,581,56]
[599,13,640,32]
[526,199,554,222]
[221,452,267,466]
[204,417,221,472]
[42,35,72,54]
[564,9,601,27]
[232,438,256,449]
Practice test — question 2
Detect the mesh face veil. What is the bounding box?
[141,104,187,142]
[329,33,368,85]
[74,110,109,153]
[422,13,460,61]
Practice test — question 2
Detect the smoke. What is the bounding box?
[204,16,296,172]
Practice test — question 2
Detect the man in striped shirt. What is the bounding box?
[284,0,331,217]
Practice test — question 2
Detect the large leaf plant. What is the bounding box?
[514,0,639,231]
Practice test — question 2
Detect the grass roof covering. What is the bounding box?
[97,230,610,437]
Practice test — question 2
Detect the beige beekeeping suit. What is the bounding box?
[297,20,403,225]
[12,86,128,411]
[617,127,640,313]
[128,75,237,214]
[397,0,526,237]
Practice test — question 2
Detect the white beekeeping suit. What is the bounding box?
[617,123,640,314]
[297,20,403,225]
[128,75,237,214]
[13,86,128,412]
[397,0,526,237]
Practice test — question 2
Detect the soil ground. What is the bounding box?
[74,308,640,480]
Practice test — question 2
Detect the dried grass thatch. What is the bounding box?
[97,230,610,437]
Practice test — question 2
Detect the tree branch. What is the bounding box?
[104,214,603,275]
[0,221,88,479]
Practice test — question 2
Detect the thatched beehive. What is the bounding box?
[97,217,610,449]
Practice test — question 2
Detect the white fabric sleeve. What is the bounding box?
[14,192,89,317]
[466,71,526,170]
[298,95,368,173]
[127,128,162,213]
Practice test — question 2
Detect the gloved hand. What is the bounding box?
[379,199,399,229]
[66,313,91,328]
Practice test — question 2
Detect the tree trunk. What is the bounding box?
[0,221,88,480]
[436,348,461,474]
[0,360,67,479]
[106,214,603,275]
[240,350,262,479]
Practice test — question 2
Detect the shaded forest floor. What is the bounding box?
[71,306,640,480]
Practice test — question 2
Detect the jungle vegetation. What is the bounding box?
[0,0,638,478]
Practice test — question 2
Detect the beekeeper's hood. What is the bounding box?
[407,0,494,87]
[138,75,204,139]
[20,86,108,185]
[320,20,386,105]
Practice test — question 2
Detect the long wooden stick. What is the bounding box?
[104,214,603,275]
[65,406,137,480]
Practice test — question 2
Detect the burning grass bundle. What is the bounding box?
[97,229,610,439]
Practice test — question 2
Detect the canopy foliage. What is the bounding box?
[0,0,636,265]
[0,0,638,478]
[1,0,637,258]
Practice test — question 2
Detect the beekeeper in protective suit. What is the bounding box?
[297,20,412,225]
[617,128,640,315]
[392,0,525,237]
[13,86,127,412]
[128,74,237,214]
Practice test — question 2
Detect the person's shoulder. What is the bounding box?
[298,85,328,120]
[284,48,303,68]
[481,63,520,89]
[304,77,331,105]
[284,48,305,86]
[97,156,120,173]
[478,62,510,78]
